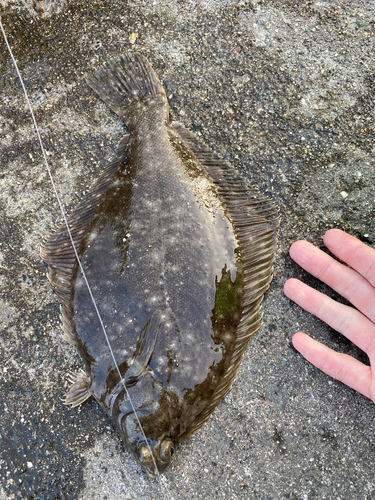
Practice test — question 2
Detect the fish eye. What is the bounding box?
[138,444,153,466]
[160,439,175,461]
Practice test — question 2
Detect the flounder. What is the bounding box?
[41,53,279,477]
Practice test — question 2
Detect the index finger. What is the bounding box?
[289,240,375,324]
[324,229,375,288]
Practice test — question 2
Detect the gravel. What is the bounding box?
[0,1,374,499]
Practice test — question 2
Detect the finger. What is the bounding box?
[324,229,375,288]
[292,332,372,401]
[284,278,375,357]
[289,239,375,323]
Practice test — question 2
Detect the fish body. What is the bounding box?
[41,53,279,477]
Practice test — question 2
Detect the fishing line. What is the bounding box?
[0,17,173,500]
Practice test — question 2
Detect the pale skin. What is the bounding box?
[284,228,375,403]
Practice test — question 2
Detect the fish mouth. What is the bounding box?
[141,463,160,479]
[145,470,158,479]
[142,462,169,479]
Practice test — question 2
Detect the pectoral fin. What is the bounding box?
[107,312,161,388]
[125,311,161,384]
[132,311,161,369]
[62,371,92,408]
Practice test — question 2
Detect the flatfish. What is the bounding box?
[41,53,279,477]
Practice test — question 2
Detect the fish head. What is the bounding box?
[119,411,175,477]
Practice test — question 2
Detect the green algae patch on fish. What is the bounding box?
[40,53,279,478]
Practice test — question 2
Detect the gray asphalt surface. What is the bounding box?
[0,1,374,499]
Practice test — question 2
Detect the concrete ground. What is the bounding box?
[0,0,374,499]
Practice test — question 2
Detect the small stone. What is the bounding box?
[340,191,348,199]
[129,33,138,45]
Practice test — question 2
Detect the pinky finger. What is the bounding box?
[292,332,373,401]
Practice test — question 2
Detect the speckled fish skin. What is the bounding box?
[41,53,279,477]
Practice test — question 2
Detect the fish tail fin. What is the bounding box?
[86,52,167,125]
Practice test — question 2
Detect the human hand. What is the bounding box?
[284,228,375,403]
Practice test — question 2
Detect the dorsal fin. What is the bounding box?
[171,122,280,437]
[40,135,130,352]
